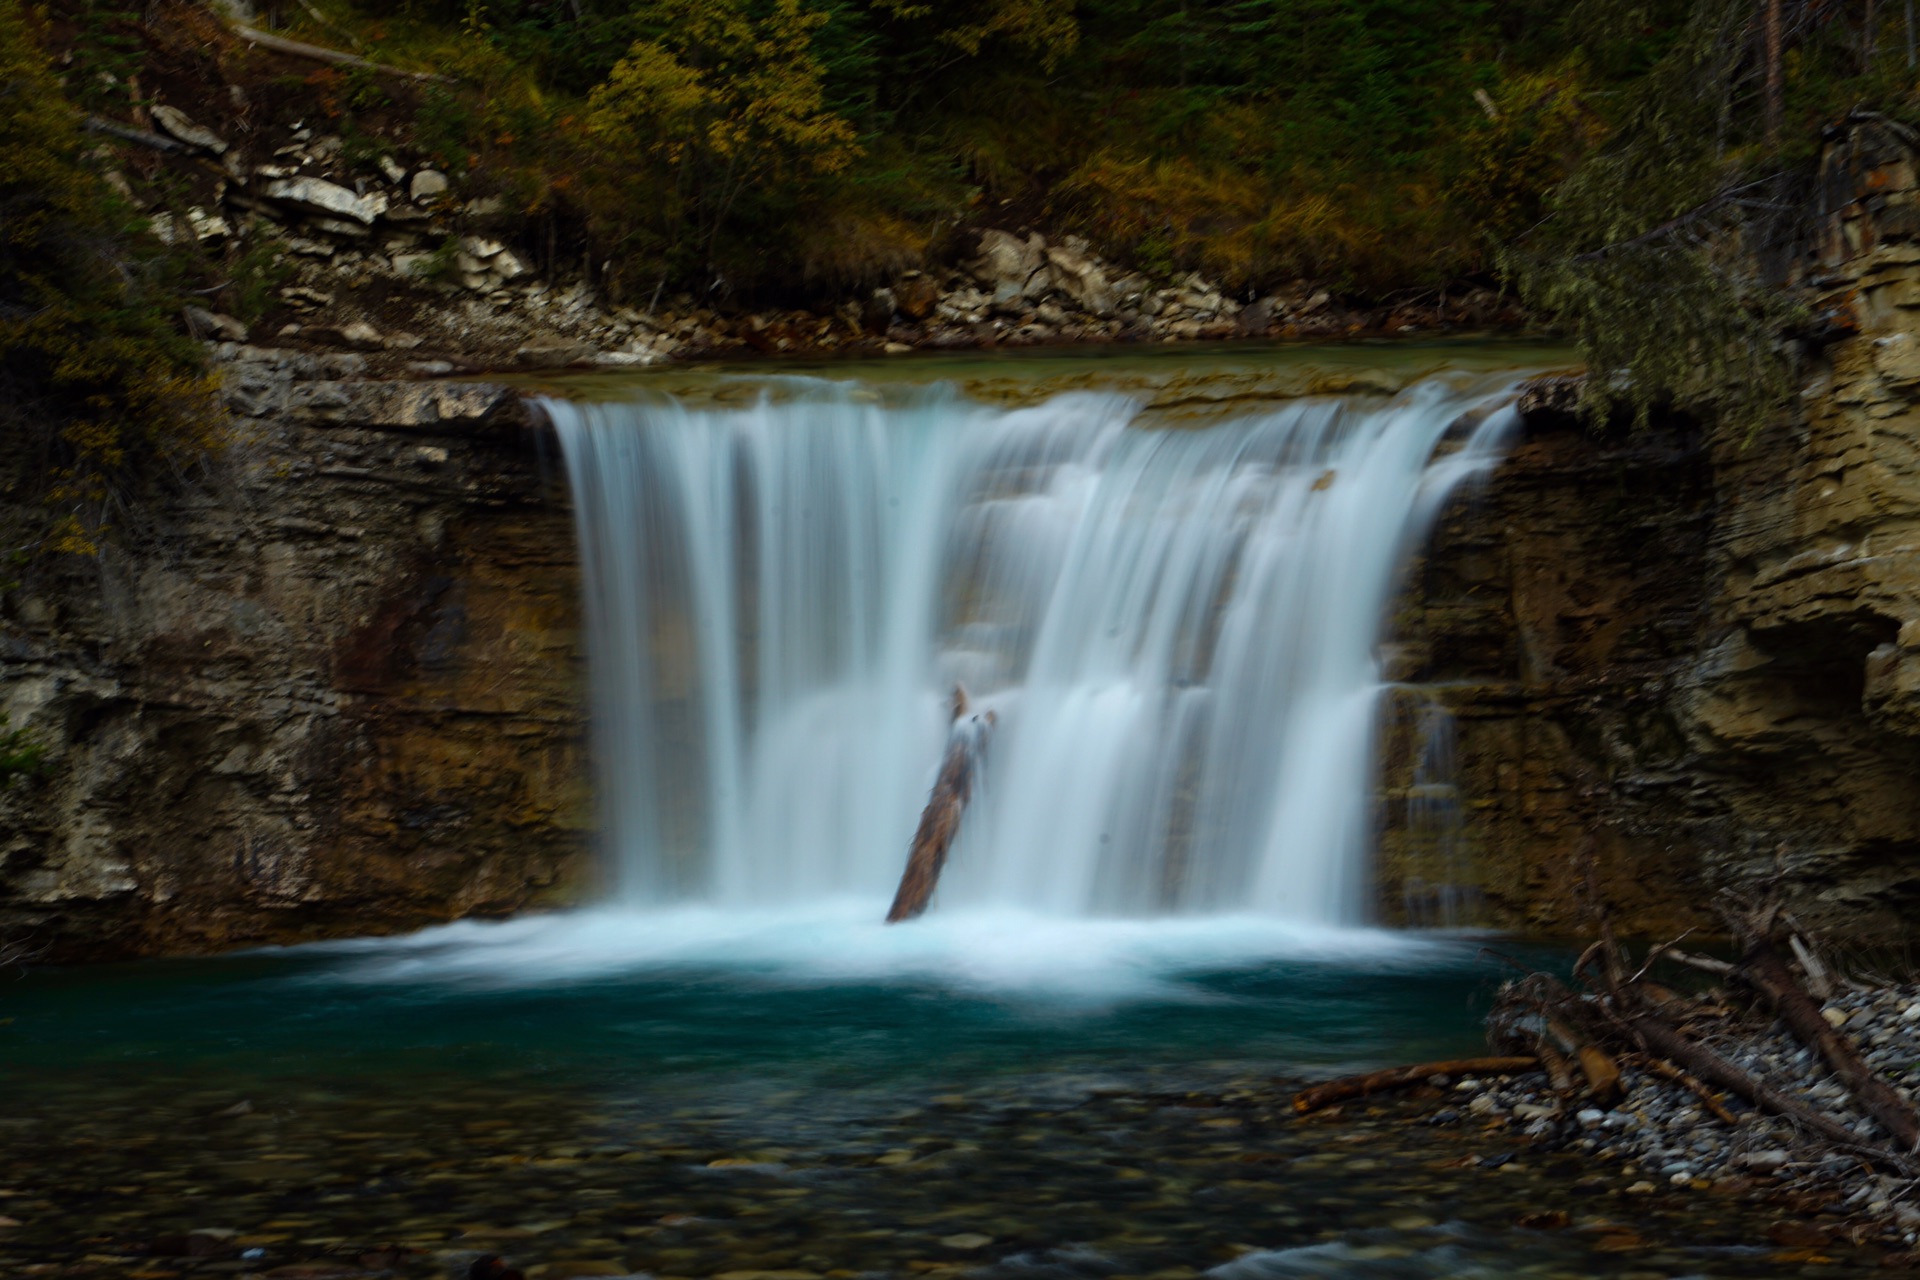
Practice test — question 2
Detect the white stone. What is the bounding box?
[186,207,231,243]
[151,104,228,154]
[410,169,450,201]
[378,155,407,184]
[491,249,530,281]
[339,320,383,348]
[264,177,383,226]
[1737,1149,1790,1171]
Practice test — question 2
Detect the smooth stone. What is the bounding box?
[938,1234,991,1250]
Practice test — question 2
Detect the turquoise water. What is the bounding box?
[4,910,1514,1087]
[0,919,1877,1277]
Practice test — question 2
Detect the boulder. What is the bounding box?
[493,249,530,282]
[411,169,450,201]
[967,229,1047,297]
[1044,239,1115,317]
[894,273,941,321]
[263,177,385,226]
[184,307,249,343]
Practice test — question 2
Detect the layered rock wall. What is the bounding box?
[18,124,1920,957]
[0,350,590,959]
[1383,121,1920,938]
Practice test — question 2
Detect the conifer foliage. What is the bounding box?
[0,1,221,556]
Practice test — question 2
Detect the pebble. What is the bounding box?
[1460,978,1920,1239]
[938,1234,992,1250]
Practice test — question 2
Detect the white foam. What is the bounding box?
[302,901,1470,1002]
[546,376,1522,924]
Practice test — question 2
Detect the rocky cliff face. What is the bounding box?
[0,349,589,960]
[17,124,1920,960]
[1382,120,1920,939]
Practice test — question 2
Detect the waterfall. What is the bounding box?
[546,374,1518,927]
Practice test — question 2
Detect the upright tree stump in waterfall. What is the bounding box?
[886,686,994,923]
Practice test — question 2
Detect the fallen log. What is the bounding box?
[233,25,453,82]
[885,687,994,923]
[1622,1013,1894,1156]
[1736,938,1920,1151]
[1291,1056,1538,1115]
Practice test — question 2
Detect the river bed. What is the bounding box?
[0,908,1892,1278]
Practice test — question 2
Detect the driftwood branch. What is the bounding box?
[85,115,191,153]
[1622,1013,1875,1152]
[1666,948,1736,978]
[1292,1057,1538,1115]
[886,687,994,923]
[1637,1053,1740,1126]
[232,25,453,83]
[1736,937,1920,1151]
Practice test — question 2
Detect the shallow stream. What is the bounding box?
[0,909,1887,1278]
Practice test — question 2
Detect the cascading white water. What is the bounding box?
[546,374,1518,927]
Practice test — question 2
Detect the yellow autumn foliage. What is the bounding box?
[582,0,860,288]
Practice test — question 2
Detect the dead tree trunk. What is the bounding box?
[886,687,994,924]
[1292,1057,1538,1114]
